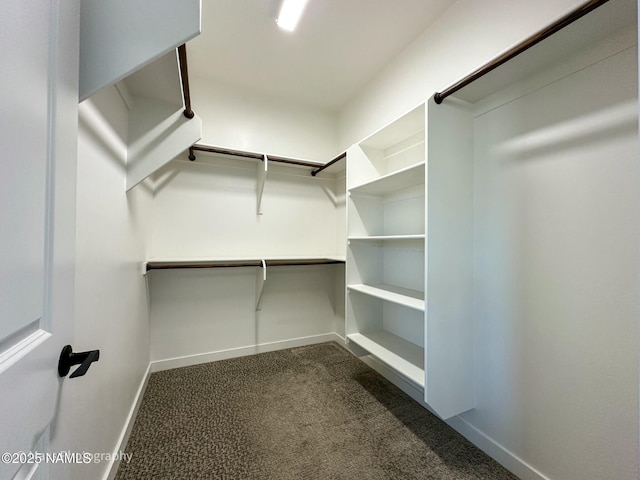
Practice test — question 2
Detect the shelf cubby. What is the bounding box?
[347,105,425,190]
[346,291,424,387]
[347,331,424,387]
[346,239,424,294]
[348,171,424,242]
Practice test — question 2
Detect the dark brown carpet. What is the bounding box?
[115,342,518,480]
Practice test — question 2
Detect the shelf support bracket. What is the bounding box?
[255,259,267,311]
[257,154,268,215]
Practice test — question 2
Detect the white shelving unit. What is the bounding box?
[345,101,476,419]
[345,103,427,393]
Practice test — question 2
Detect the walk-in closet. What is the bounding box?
[1,0,638,479]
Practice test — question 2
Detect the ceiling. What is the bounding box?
[186,0,458,112]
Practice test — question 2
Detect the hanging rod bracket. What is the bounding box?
[256,259,267,311]
[257,155,268,215]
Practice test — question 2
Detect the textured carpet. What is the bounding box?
[116,342,518,480]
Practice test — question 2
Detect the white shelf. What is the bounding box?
[347,332,424,388]
[349,162,425,195]
[348,234,424,242]
[348,284,424,311]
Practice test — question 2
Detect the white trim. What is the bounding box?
[150,333,342,372]
[104,363,152,480]
[447,416,551,480]
[0,328,51,375]
[344,350,550,480]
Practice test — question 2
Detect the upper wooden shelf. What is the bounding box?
[145,256,345,272]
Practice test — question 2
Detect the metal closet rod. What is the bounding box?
[177,42,346,174]
[146,258,345,272]
[433,0,610,105]
[177,44,195,119]
[188,144,342,173]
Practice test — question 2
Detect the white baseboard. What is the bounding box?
[149,333,343,373]
[104,363,151,480]
[447,416,551,480]
[345,351,550,480]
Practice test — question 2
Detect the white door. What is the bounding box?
[0,1,80,479]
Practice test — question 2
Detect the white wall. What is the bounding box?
[337,1,638,479]
[338,0,588,150]
[149,264,342,365]
[60,86,152,480]
[147,153,345,365]
[191,74,338,161]
[150,156,342,259]
[143,50,346,367]
[466,44,638,480]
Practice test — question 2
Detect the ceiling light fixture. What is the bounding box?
[276,0,310,32]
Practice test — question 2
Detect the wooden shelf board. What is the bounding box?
[349,162,425,195]
[146,256,345,271]
[348,284,425,311]
[348,332,424,388]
